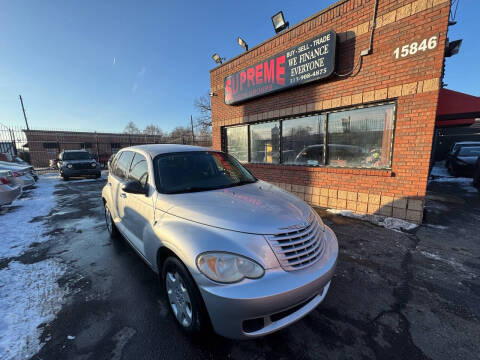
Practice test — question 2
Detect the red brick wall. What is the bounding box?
[210,0,451,223]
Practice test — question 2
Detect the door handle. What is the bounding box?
[120,193,127,198]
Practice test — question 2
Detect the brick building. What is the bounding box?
[210,0,452,223]
[24,130,211,168]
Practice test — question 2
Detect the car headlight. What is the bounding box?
[196,252,264,283]
[67,164,73,168]
[91,162,97,167]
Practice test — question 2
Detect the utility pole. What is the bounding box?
[19,95,30,130]
[190,115,195,145]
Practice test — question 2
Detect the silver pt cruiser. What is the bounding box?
[102,144,338,339]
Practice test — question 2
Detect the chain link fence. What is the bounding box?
[0,124,211,170]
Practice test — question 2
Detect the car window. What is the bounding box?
[153,151,256,194]
[110,152,122,176]
[115,151,134,179]
[458,147,480,157]
[129,153,149,187]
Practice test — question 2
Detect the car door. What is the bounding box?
[118,152,153,255]
[109,151,135,222]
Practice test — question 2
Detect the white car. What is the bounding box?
[0,161,36,189]
[102,144,338,339]
[0,170,21,206]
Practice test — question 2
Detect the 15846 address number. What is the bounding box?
[393,36,438,59]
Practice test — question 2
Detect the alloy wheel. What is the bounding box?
[165,271,193,327]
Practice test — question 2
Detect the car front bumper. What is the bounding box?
[197,225,338,339]
[60,167,101,177]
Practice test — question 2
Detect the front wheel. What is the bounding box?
[162,257,208,334]
[104,203,119,238]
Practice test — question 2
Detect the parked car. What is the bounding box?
[447,146,480,177]
[445,141,480,168]
[57,150,101,180]
[0,160,37,181]
[473,156,480,190]
[0,162,36,188]
[0,170,22,206]
[102,144,338,339]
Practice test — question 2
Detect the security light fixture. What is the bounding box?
[238,37,248,51]
[445,39,462,57]
[271,11,289,34]
[212,53,224,64]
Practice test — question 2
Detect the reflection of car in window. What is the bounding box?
[294,144,324,166]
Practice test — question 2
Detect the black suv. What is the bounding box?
[58,150,101,180]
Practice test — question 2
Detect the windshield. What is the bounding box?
[62,152,92,160]
[153,151,257,194]
[458,147,480,157]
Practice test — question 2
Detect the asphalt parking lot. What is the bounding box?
[1,175,479,360]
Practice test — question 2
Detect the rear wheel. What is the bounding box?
[162,257,208,334]
[104,203,119,238]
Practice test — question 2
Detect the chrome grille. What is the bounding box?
[266,213,325,271]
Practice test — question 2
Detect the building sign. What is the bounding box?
[224,29,336,105]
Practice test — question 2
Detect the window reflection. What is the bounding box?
[226,126,248,162]
[250,122,280,164]
[327,104,394,168]
[282,115,325,166]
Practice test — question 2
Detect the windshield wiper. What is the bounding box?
[229,179,257,187]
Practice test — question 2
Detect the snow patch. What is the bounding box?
[420,250,472,276]
[0,260,68,359]
[430,161,451,178]
[429,162,477,193]
[327,209,418,232]
[0,175,57,258]
[65,217,104,233]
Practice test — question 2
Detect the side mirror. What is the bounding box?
[122,180,148,195]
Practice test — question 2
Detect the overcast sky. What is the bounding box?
[0,0,476,132]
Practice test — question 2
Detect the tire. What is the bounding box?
[473,171,480,190]
[95,173,101,179]
[448,163,456,177]
[104,203,119,238]
[62,175,69,181]
[162,257,208,334]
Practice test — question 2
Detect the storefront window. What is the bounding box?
[226,126,248,162]
[223,103,395,169]
[282,115,325,166]
[250,122,280,164]
[327,104,395,168]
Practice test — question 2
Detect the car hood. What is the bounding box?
[457,156,477,164]
[156,180,316,235]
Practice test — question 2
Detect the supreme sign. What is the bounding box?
[224,30,336,105]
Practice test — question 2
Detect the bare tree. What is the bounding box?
[143,124,164,136]
[124,121,141,134]
[170,126,192,143]
[193,93,212,132]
